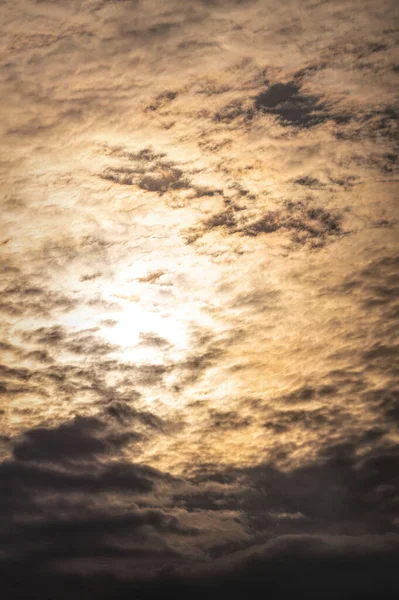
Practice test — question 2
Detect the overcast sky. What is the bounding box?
[1,1,398,598]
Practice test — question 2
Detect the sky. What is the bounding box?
[0,0,398,598]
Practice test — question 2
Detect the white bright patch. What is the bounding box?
[100,296,188,363]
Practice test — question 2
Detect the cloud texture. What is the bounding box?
[0,0,398,597]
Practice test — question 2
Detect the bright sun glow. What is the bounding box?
[100,296,188,363]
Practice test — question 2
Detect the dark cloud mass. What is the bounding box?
[0,0,398,598]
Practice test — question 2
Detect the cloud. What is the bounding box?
[1,413,399,598]
[254,81,350,129]
[0,284,78,317]
[186,198,344,248]
[0,0,398,596]
[208,409,252,431]
[11,415,127,463]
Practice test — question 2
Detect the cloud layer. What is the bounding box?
[0,0,398,597]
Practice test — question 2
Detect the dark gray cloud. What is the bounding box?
[254,81,351,129]
[11,415,132,463]
[1,415,398,598]
[187,198,344,248]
